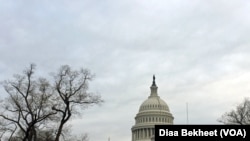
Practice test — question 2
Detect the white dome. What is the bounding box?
[131,76,174,141]
[139,96,170,112]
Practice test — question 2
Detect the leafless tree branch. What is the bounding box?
[218,97,250,125]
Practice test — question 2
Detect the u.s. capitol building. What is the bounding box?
[131,76,174,141]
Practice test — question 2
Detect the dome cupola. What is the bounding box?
[131,75,174,141]
[139,75,170,113]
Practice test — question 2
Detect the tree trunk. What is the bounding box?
[23,130,30,141]
[54,123,64,141]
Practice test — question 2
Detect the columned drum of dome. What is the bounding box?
[131,76,174,141]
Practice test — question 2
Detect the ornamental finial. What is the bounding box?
[152,75,156,86]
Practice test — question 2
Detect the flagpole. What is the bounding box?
[186,102,189,124]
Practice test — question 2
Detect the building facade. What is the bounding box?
[131,76,174,141]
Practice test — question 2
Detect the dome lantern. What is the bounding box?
[149,75,158,98]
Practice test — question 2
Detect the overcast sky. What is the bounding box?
[1,0,250,141]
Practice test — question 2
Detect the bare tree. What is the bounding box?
[0,64,56,141]
[51,65,103,141]
[0,64,102,141]
[0,120,17,140]
[218,97,250,125]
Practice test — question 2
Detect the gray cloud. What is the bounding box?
[1,0,250,141]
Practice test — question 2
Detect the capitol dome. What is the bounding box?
[131,75,174,141]
[139,96,170,113]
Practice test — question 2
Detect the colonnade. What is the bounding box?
[133,128,154,140]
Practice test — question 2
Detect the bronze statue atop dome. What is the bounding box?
[152,75,156,86]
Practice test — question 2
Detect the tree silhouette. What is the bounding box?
[0,64,102,141]
[218,97,250,125]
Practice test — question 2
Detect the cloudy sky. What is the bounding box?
[1,0,250,141]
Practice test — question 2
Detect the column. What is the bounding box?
[138,129,140,140]
[143,128,145,139]
[138,130,139,140]
[147,128,149,138]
